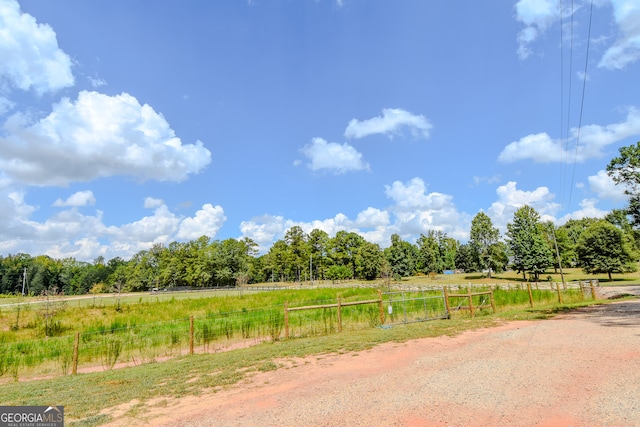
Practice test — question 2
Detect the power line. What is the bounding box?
[566,0,594,210]
[560,0,575,210]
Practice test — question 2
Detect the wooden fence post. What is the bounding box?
[590,281,597,300]
[378,290,385,325]
[527,283,534,308]
[72,331,80,375]
[284,301,289,339]
[489,290,496,314]
[579,281,584,299]
[337,295,342,333]
[556,282,563,304]
[443,287,450,315]
[468,292,475,318]
[189,315,194,355]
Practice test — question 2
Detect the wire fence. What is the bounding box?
[383,290,448,325]
[0,281,599,382]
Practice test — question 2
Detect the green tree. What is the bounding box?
[308,229,330,281]
[249,254,267,284]
[328,231,364,279]
[454,243,478,273]
[440,236,459,271]
[183,237,213,287]
[264,240,292,282]
[576,220,638,280]
[0,253,32,294]
[126,244,164,292]
[158,241,188,289]
[60,259,109,295]
[354,241,383,280]
[607,141,640,227]
[239,237,259,284]
[325,264,353,282]
[506,205,553,281]
[558,218,600,267]
[549,225,574,270]
[486,242,509,274]
[416,232,442,274]
[561,218,600,245]
[284,226,309,282]
[384,234,417,278]
[605,209,640,252]
[29,255,62,295]
[469,212,500,277]
[539,221,566,274]
[213,238,254,287]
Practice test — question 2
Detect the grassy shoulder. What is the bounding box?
[243,268,640,289]
[380,268,639,287]
[0,297,614,427]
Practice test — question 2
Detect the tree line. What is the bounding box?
[3,140,640,295]
[1,206,638,296]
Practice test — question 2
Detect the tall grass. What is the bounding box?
[0,285,597,382]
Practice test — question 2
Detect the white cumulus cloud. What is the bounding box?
[239,215,287,253]
[487,181,561,231]
[384,177,469,241]
[354,207,390,228]
[498,132,560,163]
[176,204,227,241]
[587,169,629,202]
[557,198,609,223]
[0,97,14,115]
[300,137,369,174]
[599,0,640,69]
[515,0,640,69]
[515,0,559,59]
[240,213,357,253]
[53,190,96,207]
[0,90,211,186]
[0,188,36,235]
[498,107,640,163]
[0,189,227,261]
[0,0,74,94]
[239,177,465,247]
[344,108,432,140]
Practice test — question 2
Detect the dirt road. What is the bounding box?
[108,294,640,427]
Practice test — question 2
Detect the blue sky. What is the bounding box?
[1,0,639,261]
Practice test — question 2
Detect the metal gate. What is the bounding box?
[383,289,448,325]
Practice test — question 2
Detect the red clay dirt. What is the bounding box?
[103,295,640,427]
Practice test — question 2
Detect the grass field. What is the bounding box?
[413,268,639,285]
[0,266,632,426]
[243,267,640,289]
[0,293,618,427]
[0,269,612,386]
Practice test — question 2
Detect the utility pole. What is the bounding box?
[21,267,27,296]
[552,228,566,288]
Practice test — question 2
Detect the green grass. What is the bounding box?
[0,288,386,380]
[0,288,380,336]
[0,271,628,410]
[402,268,639,286]
[246,268,639,290]
[0,282,606,383]
[0,294,613,427]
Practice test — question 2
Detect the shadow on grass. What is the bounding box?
[526,306,576,319]
[596,278,637,283]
